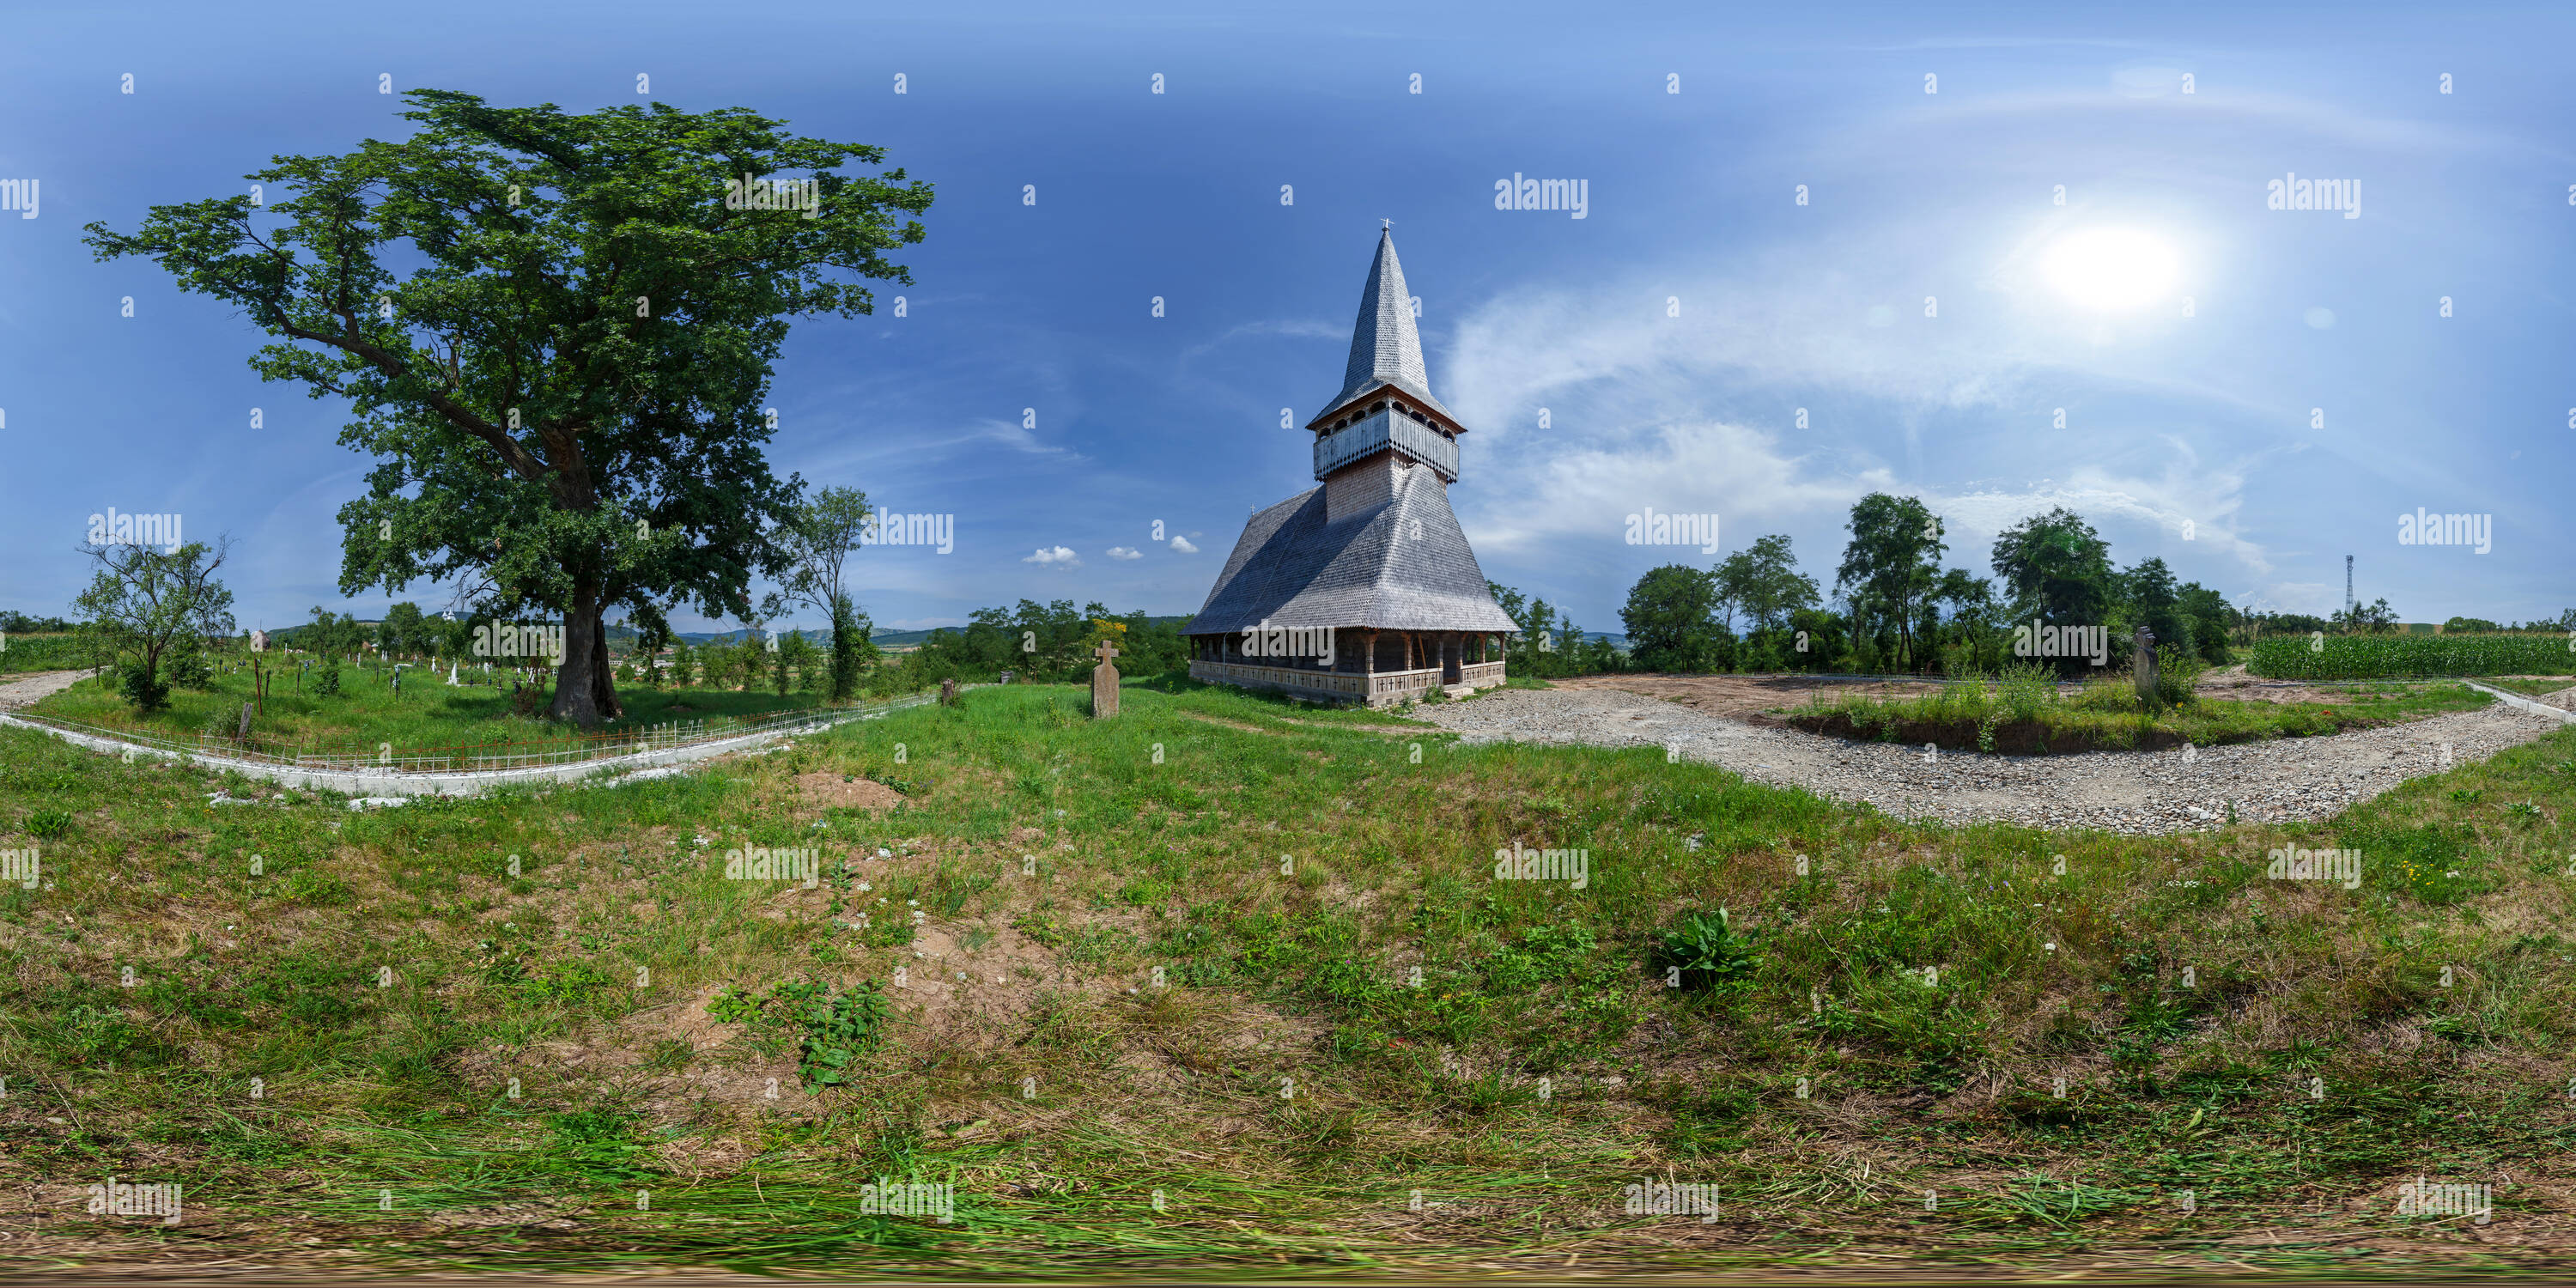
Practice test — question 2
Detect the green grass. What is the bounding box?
[0,633,93,675]
[2251,630,2576,680]
[25,655,827,753]
[2475,676,2576,701]
[2,677,2572,1273]
[1790,671,2491,753]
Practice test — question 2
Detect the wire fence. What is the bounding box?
[3,692,939,777]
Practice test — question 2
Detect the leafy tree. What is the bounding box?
[774,485,877,702]
[380,601,425,659]
[85,89,933,726]
[2177,582,2234,663]
[1835,494,1947,672]
[2117,556,2193,659]
[2333,597,2398,634]
[776,629,819,694]
[1990,507,2115,629]
[1619,565,1725,672]
[73,539,238,712]
[1713,535,1820,635]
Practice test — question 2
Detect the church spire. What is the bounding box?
[1312,228,1456,428]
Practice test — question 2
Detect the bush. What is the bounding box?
[1653,908,1762,991]
[118,662,170,714]
[2153,644,2204,709]
[312,663,341,697]
[165,638,216,690]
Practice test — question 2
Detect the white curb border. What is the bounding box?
[0,692,944,799]
[2459,679,2576,725]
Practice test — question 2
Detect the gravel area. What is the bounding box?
[1406,685,2569,835]
[0,669,91,710]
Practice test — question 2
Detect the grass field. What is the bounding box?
[0,633,93,675]
[1789,671,2492,754]
[2251,631,2576,680]
[26,659,829,754]
[2,677,2573,1274]
[2477,677,2576,702]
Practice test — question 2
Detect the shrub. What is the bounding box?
[118,662,170,714]
[2153,644,2204,709]
[1653,908,1762,991]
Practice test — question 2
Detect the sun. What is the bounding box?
[2041,228,2180,311]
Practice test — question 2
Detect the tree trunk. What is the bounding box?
[550,584,623,728]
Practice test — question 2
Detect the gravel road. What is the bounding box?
[1406,684,2569,835]
[0,669,92,710]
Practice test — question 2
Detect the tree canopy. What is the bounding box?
[83,89,933,726]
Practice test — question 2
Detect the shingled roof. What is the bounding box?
[1183,464,1518,635]
[1310,228,1458,428]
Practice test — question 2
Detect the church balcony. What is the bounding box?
[1190,659,1504,707]
[1312,409,1459,483]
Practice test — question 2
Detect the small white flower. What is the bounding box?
[876,848,891,859]
[857,881,872,892]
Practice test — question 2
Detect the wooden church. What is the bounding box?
[1184,228,1519,705]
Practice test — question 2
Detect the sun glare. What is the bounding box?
[2041,228,2180,311]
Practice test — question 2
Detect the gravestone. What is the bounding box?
[999,670,1013,685]
[2133,627,2158,708]
[236,702,252,744]
[1091,641,1121,719]
[939,677,958,706]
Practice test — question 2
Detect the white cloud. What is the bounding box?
[1023,544,1081,568]
[1106,545,1143,560]
[1168,535,1200,554]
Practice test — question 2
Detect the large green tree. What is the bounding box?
[85,90,933,726]
[1619,564,1725,672]
[1713,534,1820,633]
[1990,507,2115,629]
[1835,494,1947,671]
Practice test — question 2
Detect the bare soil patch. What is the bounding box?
[793,770,904,811]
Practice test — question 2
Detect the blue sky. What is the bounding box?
[3,0,2570,636]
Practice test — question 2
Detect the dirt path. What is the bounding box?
[0,669,92,710]
[1407,683,2567,835]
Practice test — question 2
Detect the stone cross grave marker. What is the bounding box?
[2133,627,2158,708]
[1091,640,1121,719]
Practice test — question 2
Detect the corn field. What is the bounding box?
[2249,630,2576,679]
